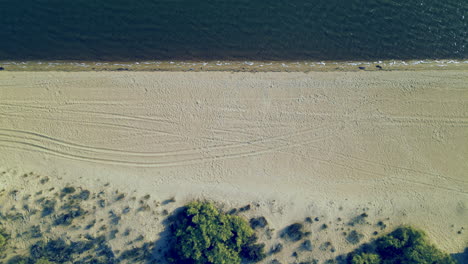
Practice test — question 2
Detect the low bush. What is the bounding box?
[0,233,6,251]
[35,258,55,264]
[280,223,305,242]
[250,217,268,229]
[169,201,265,264]
[348,226,457,264]
[350,253,380,264]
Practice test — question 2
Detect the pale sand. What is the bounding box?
[0,71,467,262]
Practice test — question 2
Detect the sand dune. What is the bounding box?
[0,71,467,262]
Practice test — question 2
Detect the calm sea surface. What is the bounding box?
[0,0,466,60]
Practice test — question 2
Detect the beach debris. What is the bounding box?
[376,65,383,69]
[358,66,366,70]
[0,67,4,70]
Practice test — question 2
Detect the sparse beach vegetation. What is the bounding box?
[0,177,465,264]
[348,226,457,264]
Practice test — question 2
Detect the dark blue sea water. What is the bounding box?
[0,0,466,60]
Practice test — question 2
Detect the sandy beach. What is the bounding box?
[0,70,467,263]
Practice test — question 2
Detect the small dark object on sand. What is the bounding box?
[376,65,383,69]
[358,66,366,70]
[0,67,4,70]
[116,68,129,71]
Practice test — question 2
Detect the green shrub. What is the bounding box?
[35,258,55,264]
[241,241,266,262]
[376,226,456,264]
[348,226,456,264]
[350,253,381,264]
[0,233,6,251]
[7,256,31,264]
[170,201,265,264]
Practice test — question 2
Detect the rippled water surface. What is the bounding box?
[0,0,466,60]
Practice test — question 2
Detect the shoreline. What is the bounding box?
[1,59,468,72]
